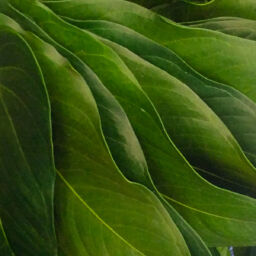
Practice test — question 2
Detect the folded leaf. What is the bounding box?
[0,15,57,256]
[43,0,256,106]
[105,38,256,195]
[24,25,191,256]
[8,0,256,247]
[55,19,256,194]
[0,4,213,255]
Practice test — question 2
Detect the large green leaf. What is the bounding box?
[73,53,212,256]
[25,24,191,256]
[6,0,256,247]
[105,38,256,195]
[60,49,212,256]
[42,0,256,106]
[77,20,256,189]
[38,14,256,195]
[0,4,212,256]
[0,15,57,256]
[151,0,256,22]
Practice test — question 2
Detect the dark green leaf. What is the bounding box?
[105,38,256,195]
[42,0,256,107]
[25,25,191,256]
[9,0,256,247]
[0,5,210,255]
[0,14,57,256]
[77,20,256,192]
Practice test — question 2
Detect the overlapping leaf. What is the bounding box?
[0,3,212,256]
[25,21,191,256]
[0,15,57,256]
[77,20,256,190]
[3,0,256,247]
[1,0,256,254]
[42,0,256,106]
[104,37,256,194]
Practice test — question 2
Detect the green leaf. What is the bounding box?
[0,5,209,255]
[42,0,256,110]
[105,37,256,195]
[8,0,256,247]
[37,7,256,194]
[0,15,57,256]
[24,22,191,256]
[39,13,212,256]
[77,20,256,192]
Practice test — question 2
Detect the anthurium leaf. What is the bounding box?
[24,25,191,255]
[104,38,256,195]
[8,0,256,247]
[0,15,57,256]
[0,5,212,256]
[61,50,213,256]
[189,17,256,41]
[53,19,256,194]
[151,0,256,22]
[42,0,256,107]
[0,220,14,256]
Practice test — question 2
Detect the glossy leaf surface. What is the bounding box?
[0,15,57,256]
[8,0,256,246]
[75,20,256,183]
[43,0,256,106]
[1,0,256,253]
[0,3,212,255]
[26,27,190,256]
